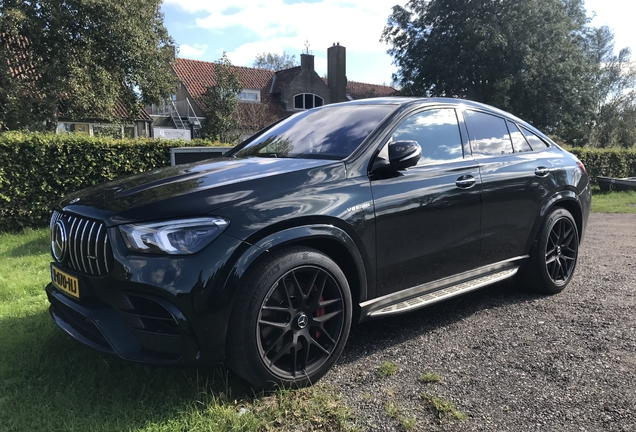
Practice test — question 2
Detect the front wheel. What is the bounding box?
[226,247,352,388]
[522,208,579,294]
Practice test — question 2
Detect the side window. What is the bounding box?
[507,121,533,152]
[390,109,463,165]
[520,126,549,150]
[464,110,513,156]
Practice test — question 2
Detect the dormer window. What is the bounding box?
[239,90,261,102]
[294,93,324,110]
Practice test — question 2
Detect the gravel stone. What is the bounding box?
[325,213,636,431]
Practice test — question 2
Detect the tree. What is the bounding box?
[253,52,299,71]
[381,0,597,142]
[0,0,178,131]
[584,26,636,148]
[199,53,243,143]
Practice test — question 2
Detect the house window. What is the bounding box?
[57,122,137,138]
[294,93,324,110]
[238,90,260,102]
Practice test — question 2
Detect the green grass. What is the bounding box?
[0,229,359,432]
[591,189,636,213]
[421,394,467,421]
[378,361,398,377]
[419,372,442,384]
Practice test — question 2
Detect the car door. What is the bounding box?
[462,109,558,265]
[370,107,482,297]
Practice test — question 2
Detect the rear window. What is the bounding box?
[464,110,513,156]
[521,127,549,149]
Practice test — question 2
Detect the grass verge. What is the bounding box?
[591,189,636,213]
[0,228,358,432]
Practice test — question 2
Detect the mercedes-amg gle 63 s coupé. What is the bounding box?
[46,97,591,388]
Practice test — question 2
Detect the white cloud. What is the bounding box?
[177,43,209,58]
[164,0,400,57]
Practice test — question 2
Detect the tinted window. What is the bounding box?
[464,110,513,156]
[391,109,463,165]
[507,121,533,152]
[233,105,395,160]
[521,127,549,149]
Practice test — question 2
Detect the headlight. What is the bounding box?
[119,217,229,255]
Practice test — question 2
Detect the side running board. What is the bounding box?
[363,267,519,319]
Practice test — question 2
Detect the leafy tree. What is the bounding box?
[0,0,178,131]
[381,0,597,142]
[199,53,243,143]
[585,26,636,148]
[253,51,299,71]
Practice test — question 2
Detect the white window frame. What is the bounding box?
[293,93,324,110]
[238,89,261,102]
[57,122,137,138]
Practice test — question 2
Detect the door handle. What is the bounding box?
[534,167,550,177]
[456,175,476,189]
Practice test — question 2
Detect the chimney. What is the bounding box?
[328,43,347,103]
[300,53,314,72]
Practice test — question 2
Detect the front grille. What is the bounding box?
[51,211,114,276]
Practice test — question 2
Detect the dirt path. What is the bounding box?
[327,213,636,431]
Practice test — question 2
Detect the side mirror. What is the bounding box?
[388,140,421,171]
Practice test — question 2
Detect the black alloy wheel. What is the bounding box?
[226,247,352,388]
[522,208,579,294]
[544,215,578,285]
[257,266,345,380]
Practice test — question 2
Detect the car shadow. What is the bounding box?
[338,279,544,365]
[0,308,269,431]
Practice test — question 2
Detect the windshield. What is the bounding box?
[232,104,395,160]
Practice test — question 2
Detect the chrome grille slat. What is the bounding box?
[103,236,110,273]
[69,217,80,271]
[86,222,96,275]
[79,220,89,274]
[49,212,113,277]
[94,224,103,275]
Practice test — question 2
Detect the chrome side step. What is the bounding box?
[364,267,519,318]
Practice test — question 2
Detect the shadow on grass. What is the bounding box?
[0,308,262,432]
[339,279,544,365]
[0,232,49,258]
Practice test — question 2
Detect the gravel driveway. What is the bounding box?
[326,213,636,431]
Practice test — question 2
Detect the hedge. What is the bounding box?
[0,132,228,232]
[1,132,634,233]
[567,147,636,185]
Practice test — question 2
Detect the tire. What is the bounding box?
[521,208,579,295]
[225,246,353,388]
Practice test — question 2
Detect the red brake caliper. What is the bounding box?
[313,285,325,338]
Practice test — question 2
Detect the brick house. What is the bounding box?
[147,44,398,139]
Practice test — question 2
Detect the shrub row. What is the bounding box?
[0,132,227,232]
[1,133,634,232]
[567,147,636,185]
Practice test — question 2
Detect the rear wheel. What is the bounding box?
[226,247,352,388]
[522,208,579,294]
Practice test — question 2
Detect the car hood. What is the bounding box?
[58,157,342,226]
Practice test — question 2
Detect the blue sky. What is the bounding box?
[161,0,636,87]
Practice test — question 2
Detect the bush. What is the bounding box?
[0,132,228,232]
[567,147,636,185]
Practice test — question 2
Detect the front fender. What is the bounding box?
[226,224,368,303]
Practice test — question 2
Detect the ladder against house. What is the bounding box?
[171,99,202,138]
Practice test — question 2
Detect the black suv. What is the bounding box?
[46,97,591,388]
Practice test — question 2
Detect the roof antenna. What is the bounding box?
[303,38,312,55]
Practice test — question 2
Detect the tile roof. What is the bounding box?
[174,58,275,99]
[346,80,398,99]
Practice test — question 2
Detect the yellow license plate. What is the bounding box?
[51,265,80,299]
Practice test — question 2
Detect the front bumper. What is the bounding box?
[46,283,198,363]
[44,231,249,365]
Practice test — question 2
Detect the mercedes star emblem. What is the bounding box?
[52,220,68,262]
